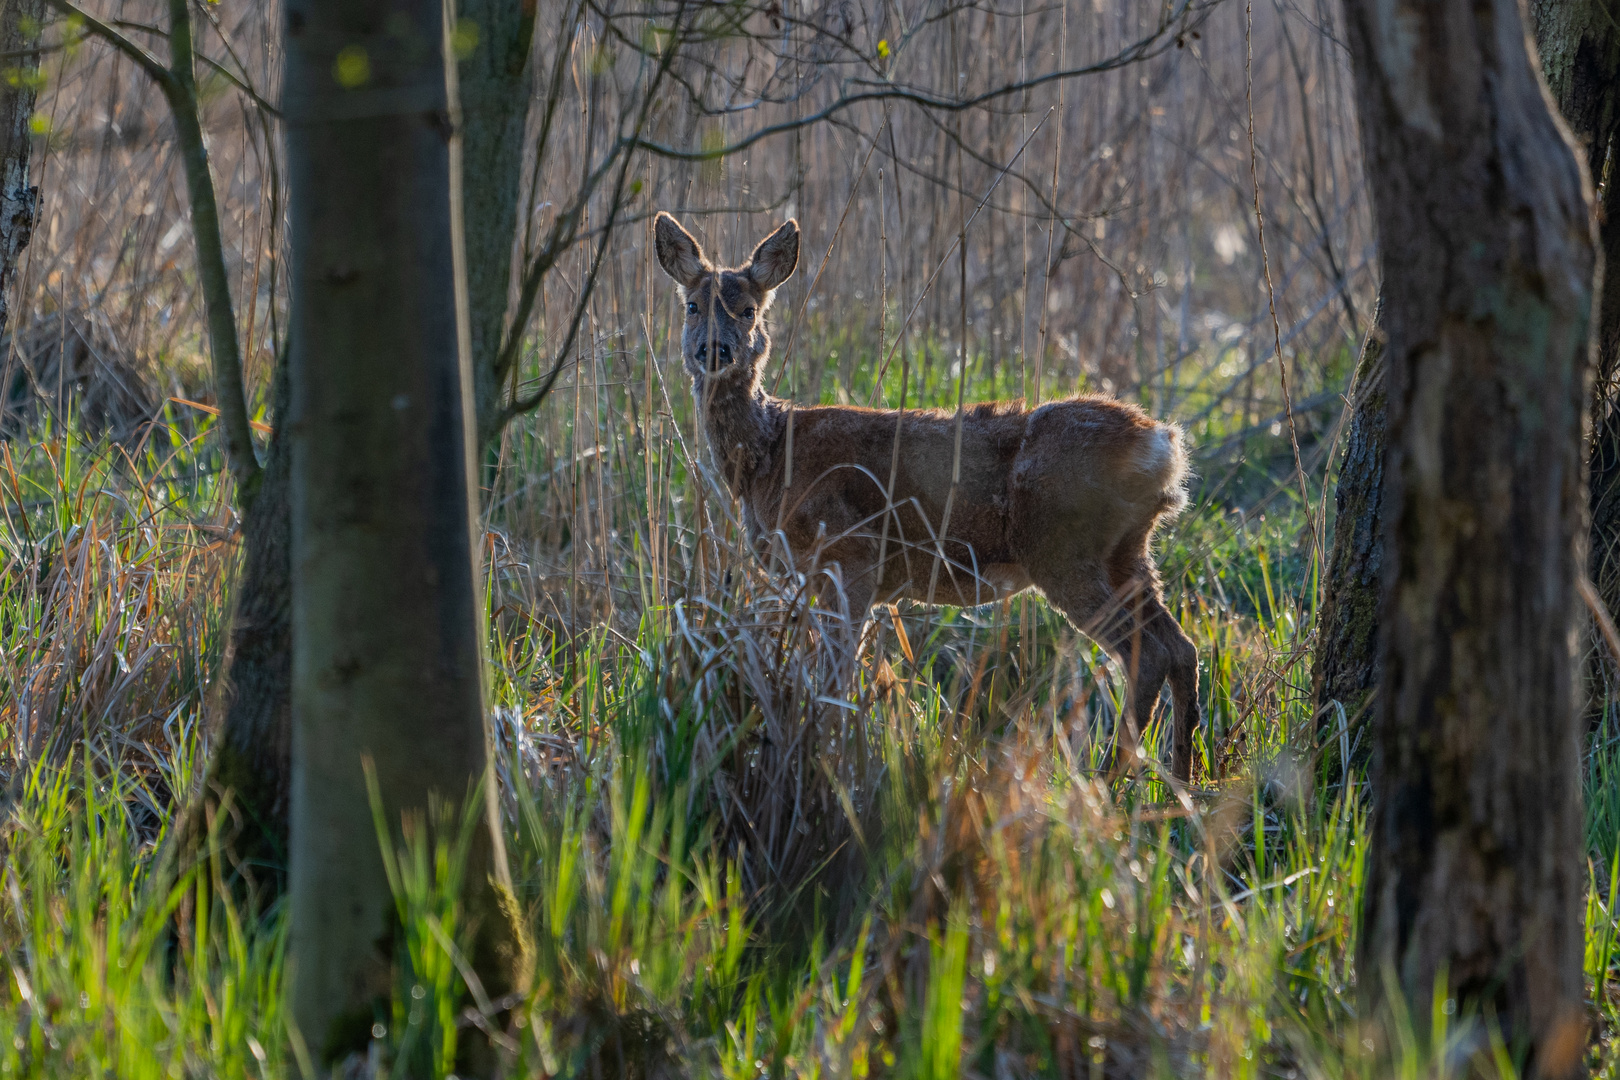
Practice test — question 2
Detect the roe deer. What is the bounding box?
[654,211,1202,781]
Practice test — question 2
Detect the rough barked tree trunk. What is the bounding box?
[1531,1,1620,709]
[1343,0,1595,1070]
[1311,301,1383,767]
[284,0,526,1062]
[459,0,535,451]
[1315,0,1620,743]
[1532,0,1620,399]
[0,0,42,341]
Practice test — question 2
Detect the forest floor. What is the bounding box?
[2,331,1618,1080]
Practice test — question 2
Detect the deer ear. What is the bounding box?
[654,212,709,289]
[747,219,799,292]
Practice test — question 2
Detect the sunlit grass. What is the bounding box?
[2,343,1619,1078]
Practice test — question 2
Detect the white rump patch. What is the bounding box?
[1136,424,1191,515]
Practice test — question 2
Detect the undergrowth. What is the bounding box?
[2,380,1619,1079]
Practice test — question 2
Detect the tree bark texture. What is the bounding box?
[1531,0,1620,188]
[1343,0,1595,1070]
[1529,0,1620,709]
[0,0,42,341]
[1311,301,1384,756]
[457,0,535,451]
[284,0,524,1061]
[1530,6,1620,687]
[1317,2,1620,738]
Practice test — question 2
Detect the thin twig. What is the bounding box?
[628,0,1208,162]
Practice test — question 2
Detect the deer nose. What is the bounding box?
[695,342,733,365]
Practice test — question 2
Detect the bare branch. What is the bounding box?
[500,126,643,424]
[43,0,176,91]
[111,15,282,117]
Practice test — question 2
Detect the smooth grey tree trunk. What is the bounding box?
[458,0,535,451]
[1343,0,1595,1071]
[192,1,540,895]
[284,0,525,1062]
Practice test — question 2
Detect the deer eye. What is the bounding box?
[742,307,756,320]
[686,301,698,316]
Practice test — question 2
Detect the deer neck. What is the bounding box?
[693,371,785,490]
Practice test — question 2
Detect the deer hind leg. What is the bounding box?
[1107,554,1201,784]
[1163,610,1200,783]
[1040,561,1196,781]
[1106,592,1176,779]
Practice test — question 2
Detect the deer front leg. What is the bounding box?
[1107,559,1200,784]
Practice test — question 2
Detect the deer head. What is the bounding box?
[654,212,799,388]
